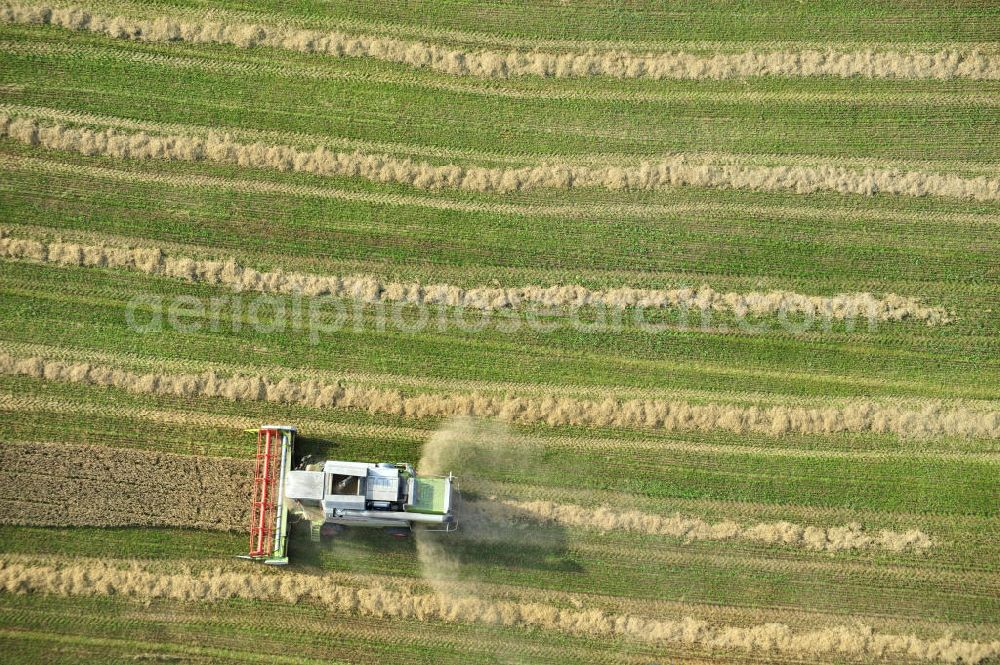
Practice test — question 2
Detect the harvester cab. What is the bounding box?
[239,425,456,565]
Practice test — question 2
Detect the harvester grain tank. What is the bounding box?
[240,425,456,565]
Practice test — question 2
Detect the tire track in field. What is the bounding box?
[3,116,997,200]
[3,4,998,81]
[2,558,996,663]
[0,441,249,530]
[0,231,953,324]
[0,392,427,448]
[574,538,1000,598]
[2,353,997,439]
[0,625,619,665]
[6,40,999,111]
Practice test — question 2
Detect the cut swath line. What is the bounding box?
[2,557,997,663]
[2,115,997,200]
[3,4,999,81]
[0,230,954,324]
[2,353,997,439]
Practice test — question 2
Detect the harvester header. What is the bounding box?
[242,425,295,565]
[240,425,456,565]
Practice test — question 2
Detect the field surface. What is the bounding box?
[0,1,998,663]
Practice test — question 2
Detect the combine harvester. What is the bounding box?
[240,425,457,565]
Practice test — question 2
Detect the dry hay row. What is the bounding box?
[3,4,998,81]
[0,551,982,636]
[479,499,933,553]
[0,99,506,166]
[2,354,998,439]
[1,559,996,663]
[29,0,1000,53]
[524,429,997,462]
[12,393,994,472]
[0,441,249,530]
[6,337,996,407]
[3,116,998,201]
[6,391,987,463]
[7,392,998,464]
[6,152,995,229]
[7,104,1000,177]
[0,230,953,324]
[0,152,545,218]
[7,41,1000,112]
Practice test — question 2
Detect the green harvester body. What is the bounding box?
[239,425,456,564]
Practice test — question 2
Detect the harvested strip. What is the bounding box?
[3,116,998,201]
[2,4,998,81]
[483,499,933,552]
[2,353,997,439]
[1,559,996,663]
[0,441,249,530]
[18,431,905,560]
[0,230,953,324]
[0,422,935,554]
